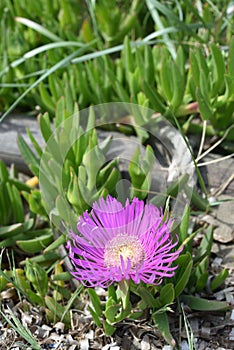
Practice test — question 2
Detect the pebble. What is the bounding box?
[181,340,189,350]
[141,335,150,350]
[80,338,89,350]
[231,309,234,321]
[229,327,234,341]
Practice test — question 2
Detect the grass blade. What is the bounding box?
[146,0,176,58]
[0,307,42,350]
[0,45,91,123]
[181,304,196,350]
[0,41,95,78]
[15,17,63,42]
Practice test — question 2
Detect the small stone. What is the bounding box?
[229,328,234,341]
[66,335,79,348]
[1,288,17,299]
[42,324,52,331]
[197,340,208,350]
[213,224,234,243]
[212,257,223,267]
[23,314,33,326]
[201,323,210,339]
[190,319,199,335]
[54,321,65,334]
[80,338,89,350]
[216,198,234,225]
[49,332,62,341]
[86,329,94,340]
[102,345,110,350]
[35,326,49,339]
[181,340,189,350]
[141,335,150,350]
[231,309,234,321]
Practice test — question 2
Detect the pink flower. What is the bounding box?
[67,196,182,287]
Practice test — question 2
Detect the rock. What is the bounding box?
[0,114,44,174]
[199,195,234,244]
[141,335,150,350]
[201,153,234,196]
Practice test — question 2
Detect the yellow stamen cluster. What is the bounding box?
[104,234,144,268]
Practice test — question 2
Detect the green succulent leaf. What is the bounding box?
[174,253,193,297]
[16,230,53,253]
[190,49,200,86]
[197,88,214,122]
[25,260,48,297]
[210,43,225,96]
[39,83,56,113]
[26,289,45,306]
[45,296,71,325]
[180,295,230,311]
[228,37,234,78]
[154,283,175,309]
[184,184,210,212]
[159,283,175,306]
[104,299,121,323]
[44,233,66,253]
[0,275,8,292]
[152,311,176,347]
[179,204,190,247]
[133,285,156,308]
[88,288,102,318]
[0,160,9,183]
[17,135,40,177]
[39,112,53,142]
[0,223,25,239]
[195,226,213,262]
[6,183,24,223]
[26,128,43,158]
[51,272,72,282]
[144,81,166,114]
[210,269,229,292]
[103,320,116,336]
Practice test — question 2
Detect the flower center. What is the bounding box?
[104,234,144,268]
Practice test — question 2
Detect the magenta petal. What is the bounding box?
[68,196,182,287]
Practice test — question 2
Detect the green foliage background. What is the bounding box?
[1,0,234,143]
[0,1,233,347]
